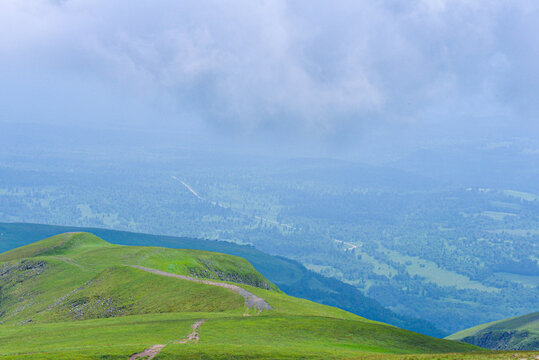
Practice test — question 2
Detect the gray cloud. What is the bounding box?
[1,0,538,150]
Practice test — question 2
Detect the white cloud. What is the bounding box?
[0,0,538,144]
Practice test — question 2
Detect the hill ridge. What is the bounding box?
[0,232,112,262]
[448,311,539,350]
[0,232,482,358]
[0,222,445,336]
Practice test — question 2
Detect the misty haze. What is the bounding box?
[1,1,539,359]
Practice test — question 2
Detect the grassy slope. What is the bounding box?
[0,233,277,324]
[160,316,475,360]
[0,314,506,360]
[0,232,276,290]
[0,232,484,359]
[0,222,443,336]
[448,312,539,350]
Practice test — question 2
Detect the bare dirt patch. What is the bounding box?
[129,344,165,360]
[129,319,206,359]
[176,320,206,344]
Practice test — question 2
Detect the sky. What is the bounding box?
[1,0,538,158]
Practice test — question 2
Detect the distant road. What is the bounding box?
[333,239,359,251]
[171,176,295,230]
[172,176,203,200]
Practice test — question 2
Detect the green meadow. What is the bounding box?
[0,232,535,359]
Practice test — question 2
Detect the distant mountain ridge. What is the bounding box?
[0,222,444,337]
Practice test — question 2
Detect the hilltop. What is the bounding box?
[0,232,277,325]
[0,222,443,336]
[0,232,479,359]
[448,312,539,350]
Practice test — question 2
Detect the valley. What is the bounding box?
[1,151,538,334]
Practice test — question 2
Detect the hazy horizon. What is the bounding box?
[2,0,539,161]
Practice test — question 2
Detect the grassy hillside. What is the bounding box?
[448,312,539,350]
[0,222,443,336]
[0,232,482,359]
[1,314,520,360]
[0,233,273,325]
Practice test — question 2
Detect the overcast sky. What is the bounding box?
[1,0,538,158]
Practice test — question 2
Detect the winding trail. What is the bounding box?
[130,265,273,311]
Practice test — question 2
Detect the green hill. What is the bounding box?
[447,312,539,350]
[0,222,443,336]
[0,232,481,359]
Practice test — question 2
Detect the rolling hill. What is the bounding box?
[0,222,443,336]
[448,312,539,350]
[0,232,480,359]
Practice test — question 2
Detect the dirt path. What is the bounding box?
[129,344,165,360]
[129,320,206,359]
[131,265,273,311]
[176,320,205,343]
